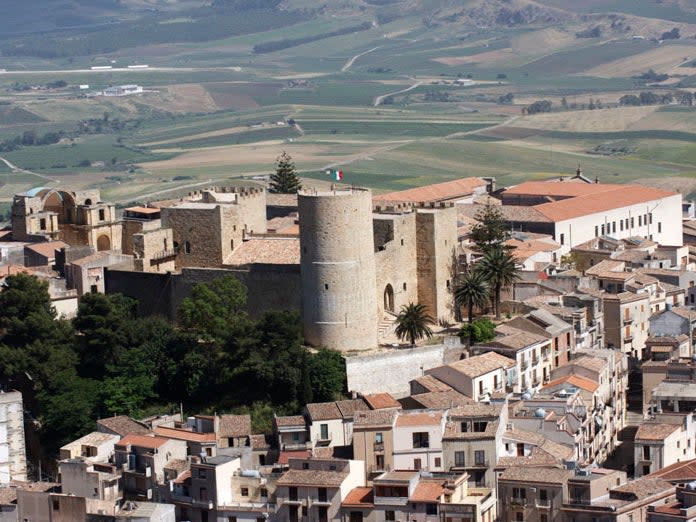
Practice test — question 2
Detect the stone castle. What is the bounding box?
[10,184,458,352]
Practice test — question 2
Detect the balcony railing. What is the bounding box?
[624,336,633,343]
[149,249,177,264]
[510,498,527,507]
[469,460,489,468]
[623,317,632,325]
[374,442,384,452]
[536,498,551,509]
[521,361,529,371]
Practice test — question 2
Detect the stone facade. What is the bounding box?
[299,188,379,352]
[161,187,266,269]
[11,188,121,251]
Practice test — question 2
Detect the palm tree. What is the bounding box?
[454,270,490,346]
[477,246,520,320]
[394,302,434,346]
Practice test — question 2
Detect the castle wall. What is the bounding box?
[105,265,301,320]
[162,205,223,268]
[121,218,161,256]
[133,227,175,273]
[416,205,458,324]
[299,189,378,352]
[345,341,462,397]
[374,211,419,318]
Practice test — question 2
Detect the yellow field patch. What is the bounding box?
[514,106,657,132]
[433,48,515,66]
[511,28,576,54]
[584,44,696,78]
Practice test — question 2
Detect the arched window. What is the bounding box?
[384,284,395,312]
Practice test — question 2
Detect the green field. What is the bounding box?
[0,0,696,203]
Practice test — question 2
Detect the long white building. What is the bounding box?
[0,390,26,484]
[500,180,683,255]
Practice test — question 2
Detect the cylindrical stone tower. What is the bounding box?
[299,187,378,352]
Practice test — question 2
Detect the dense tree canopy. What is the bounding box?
[0,274,346,470]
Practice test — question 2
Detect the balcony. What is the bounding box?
[192,498,214,510]
[374,442,384,452]
[623,336,633,343]
[315,432,332,445]
[536,498,551,509]
[520,361,529,371]
[510,497,527,507]
[149,249,177,264]
[623,317,632,325]
[468,460,489,468]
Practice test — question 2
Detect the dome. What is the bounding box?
[534,408,546,418]
[521,392,532,400]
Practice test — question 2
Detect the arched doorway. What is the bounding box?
[96,235,111,251]
[384,284,394,313]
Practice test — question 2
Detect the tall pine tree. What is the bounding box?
[270,151,301,194]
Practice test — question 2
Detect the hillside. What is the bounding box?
[2,0,696,204]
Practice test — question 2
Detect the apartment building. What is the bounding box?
[352,409,397,479]
[635,413,696,478]
[275,458,365,522]
[476,325,551,393]
[305,399,370,448]
[0,391,26,484]
[273,415,309,452]
[562,471,674,522]
[114,434,187,502]
[442,403,506,488]
[393,410,445,472]
[425,352,515,401]
[342,471,497,522]
[497,466,571,522]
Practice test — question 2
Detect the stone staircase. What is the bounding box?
[378,312,397,341]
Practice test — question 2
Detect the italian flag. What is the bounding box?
[326,169,343,181]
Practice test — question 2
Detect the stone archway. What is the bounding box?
[384,284,395,313]
[96,234,111,251]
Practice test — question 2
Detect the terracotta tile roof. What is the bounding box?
[498,205,552,223]
[536,185,676,223]
[274,415,306,429]
[502,429,575,461]
[635,423,680,441]
[24,241,67,258]
[504,181,618,198]
[363,393,401,410]
[354,409,398,428]
[508,237,560,261]
[411,375,453,393]
[278,450,310,465]
[250,434,271,450]
[173,470,190,485]
[306,402,342,421]
[498,466,572,484]
[116,434,169,450]
[224,237,300,266]
[97,416,150,437]
[410,481,445,502]
[568,356,606,373]
[276,468,348,487]
[164,459,188,473]
[336,398,370,419]
[218,414,251,438]
[124,206,160,214]
[0,265,33,279]
[0,482,60,506]
[343,487,374,507]
[611,477,673,499]
[648,458,696,482]
[154,426,216,443]
[542,374,599,393]
[446,351,516,378]
[445,419,499,440]
[484,329,548,351]
[373,177,486,204]
[409,390,475,409]
[395,410,443,427]
[449,403,502,418]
